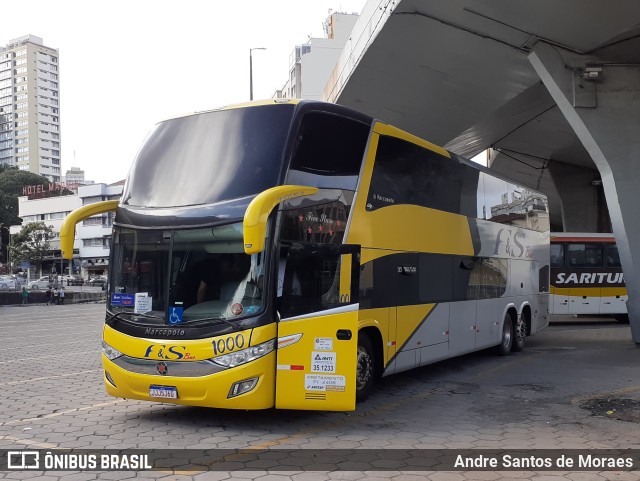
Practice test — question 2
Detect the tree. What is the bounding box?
[0,167,74,226]
[8,222,54,274]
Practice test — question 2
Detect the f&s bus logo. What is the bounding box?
[143,344,195,360]
[493,228,532,259]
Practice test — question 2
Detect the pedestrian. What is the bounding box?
[21,286,29,305]
[53,287,59,305]
[59,286,65,305]
[45,287,52,305]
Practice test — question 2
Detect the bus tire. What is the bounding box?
[356,333,375,403]
[496,314,514,356]
[512,315,526,352]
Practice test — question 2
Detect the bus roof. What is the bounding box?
[551,232,616,243]
[162,99,303,123]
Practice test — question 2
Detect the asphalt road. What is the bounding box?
[1,304,639,480]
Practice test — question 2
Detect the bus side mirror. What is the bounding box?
[243,185,318,254]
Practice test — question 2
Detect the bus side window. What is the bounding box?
[568,243,603,267]
[606,244,621,267]
[550,243,565,267]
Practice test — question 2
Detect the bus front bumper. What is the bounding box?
[102,352,276,409]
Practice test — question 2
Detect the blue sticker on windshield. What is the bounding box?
[112,293,135,306]
[245,305,260,314]
[168,307,183,325]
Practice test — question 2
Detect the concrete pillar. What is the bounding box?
[546,161,609,232]
[529,42,640,343]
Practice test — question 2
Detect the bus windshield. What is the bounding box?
[122,104,295,208]
[109,223,269,326]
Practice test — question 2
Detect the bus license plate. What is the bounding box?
[149,385,178,399]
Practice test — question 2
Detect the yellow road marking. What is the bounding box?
[0,435,58,449]
[0,369,101,387]
[1,400,127,426]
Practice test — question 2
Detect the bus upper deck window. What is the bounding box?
[567,243,603,268]
[550,244,564,267]
[606,244,621,267]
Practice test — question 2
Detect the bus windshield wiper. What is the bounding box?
[185,316,241,331]
[106,311,164,322]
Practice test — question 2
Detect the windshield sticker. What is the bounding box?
[311,351,336,373]
[134,293,152,314]
[305,374,345,392]
[168,306,184,325]
[230,303,244,316]
[245,305,260,315]
[111,293,135,306]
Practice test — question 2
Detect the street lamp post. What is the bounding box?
[249,47,266,101]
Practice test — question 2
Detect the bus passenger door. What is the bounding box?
[275,243,360,411]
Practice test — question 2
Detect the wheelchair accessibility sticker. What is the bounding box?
[168,307,183,325]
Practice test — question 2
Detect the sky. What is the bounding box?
[4,0,369,184]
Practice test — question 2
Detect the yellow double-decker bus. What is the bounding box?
[61,99,550,411]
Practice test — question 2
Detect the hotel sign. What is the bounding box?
[22,181,79,199]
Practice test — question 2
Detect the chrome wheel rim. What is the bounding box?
[502,320,512,349]
[515,318,527,345]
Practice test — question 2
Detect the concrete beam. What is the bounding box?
[529,42,640,343]
[546,161,608,232]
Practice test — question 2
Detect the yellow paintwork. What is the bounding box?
[220,98,301,111]
[550,286,627,297]
[374,122,451,158]
[103,323,277,360]
[358,308,392,363]
[339,254,353,302]
[349,204,475,261]
[396,304,436,352]
[60,200,119,259]
[102,323,278,409]
[275,310,358,411]
[103,352,276,409]
[347,128,473,259]
[243,185,319,254]
[166,99,302,122]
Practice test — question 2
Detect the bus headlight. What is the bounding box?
[102,341,123,360]
[212,339,275,368]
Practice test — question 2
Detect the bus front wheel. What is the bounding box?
[496,314,514,356]
[356,333,375,403]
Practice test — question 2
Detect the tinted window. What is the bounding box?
[466,257,508,300]
[606,244,621,267]
[482,174,549,232]
[368,136,468,214]
[280,200,349,245]
[550,244,565,267]
[122,105,294,208]
[567,243,603,267]
[286,111,369,190]
[279,243,358,319]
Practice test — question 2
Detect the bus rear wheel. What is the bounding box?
[356,333,375,403]
[512,315,526,352]
[496,314,514,356]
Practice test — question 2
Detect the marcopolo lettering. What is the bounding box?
[144,328,185,336]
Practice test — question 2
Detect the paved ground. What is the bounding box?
[1,304,639,480]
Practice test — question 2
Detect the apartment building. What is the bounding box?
[0,35,61,181]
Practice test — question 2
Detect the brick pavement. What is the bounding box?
[0,304,639,480]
